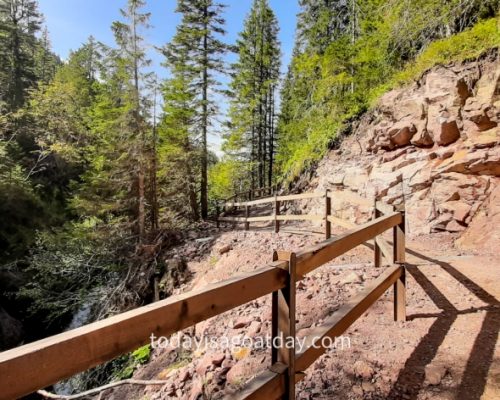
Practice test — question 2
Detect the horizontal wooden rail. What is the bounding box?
[277,192,325,201]
[233,264,404,399]
[277,214,323,222]
[225,192,325,208]
[220,213,329,224]
[0,211,403,400]
[0,263,288,400]
[296,212,402,277]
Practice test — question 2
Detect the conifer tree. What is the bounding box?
[0,0,43,110]
[160,31,201,221]
[110,0,151,242]
[167,0,227,219]
[225,0,280,189]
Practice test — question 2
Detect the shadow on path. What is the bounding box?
[387,248,500,400]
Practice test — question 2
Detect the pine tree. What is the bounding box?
[168,0,227,219]
[110,0,152,242]
[0,0,43,110]
[225,0,280,190]
[296,0,350,54]
[160,29,201,221]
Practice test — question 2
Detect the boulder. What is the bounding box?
[411,125,434,147]
[428,112,461,146]
[406,197,435,235]
[387,120,417,147]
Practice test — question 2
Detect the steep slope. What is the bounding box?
[298,51,499,252]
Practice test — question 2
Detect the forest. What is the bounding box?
[0,0,499,392]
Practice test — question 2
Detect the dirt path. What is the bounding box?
[107,223,499,400]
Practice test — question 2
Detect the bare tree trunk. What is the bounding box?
[138,165,145,243]
[150,89,159,231]
[200,4,209,220]
[268,86,275,188]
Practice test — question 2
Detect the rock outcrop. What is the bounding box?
[302,51,499,242]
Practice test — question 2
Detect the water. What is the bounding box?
[53,301,93,395]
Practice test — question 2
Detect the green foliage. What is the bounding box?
[17,221,124,326]
[132,344,151,364]
[277,0,499,183]
[114,345,151,380]
[209,158,252,201]
[0,141,47,260]
[391,17,500,87]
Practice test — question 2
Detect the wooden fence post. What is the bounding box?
[373,199,382,268]
[245,205,250,231]
[393,204,405,264]
[325,189,331,239]
[393,202,406,322]
[274,193,280,233]
[272,251,297,400]
[216,203,220,228]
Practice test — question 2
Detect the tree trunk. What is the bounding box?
[150,123,159,231]
[268,86,274,188]
[200,5,209,220]
[132,4,146,242]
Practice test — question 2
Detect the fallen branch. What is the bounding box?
[37,379,169,399]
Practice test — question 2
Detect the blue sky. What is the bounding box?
[38,0,299,77]
[38,0,300,153]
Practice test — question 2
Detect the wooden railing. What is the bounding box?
[0,195,406,400]
[217,189,373,239]
[221,186,275,205]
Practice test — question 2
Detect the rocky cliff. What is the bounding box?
[301,51,499,251]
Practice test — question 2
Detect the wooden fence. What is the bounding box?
[217,189,373,239]
[0,196,405,400]
[221,186,275,207]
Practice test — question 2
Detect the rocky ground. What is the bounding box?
[101,221,499,400]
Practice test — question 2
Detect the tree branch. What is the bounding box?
[37,379,168,400]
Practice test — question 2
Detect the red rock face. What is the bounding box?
[303,52,499,241]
